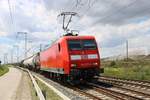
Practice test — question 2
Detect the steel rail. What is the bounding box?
[99,77,150,89]
[87,83,144,100]
[101,76,150,84]
[113,83,150,97]
[70,86,102,100]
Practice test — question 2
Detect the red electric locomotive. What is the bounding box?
[39,34,103,83]
[21,34,104,84]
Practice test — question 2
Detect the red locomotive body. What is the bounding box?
[40,36,70,74]
[21,35,103,84]
[39,35,103,83]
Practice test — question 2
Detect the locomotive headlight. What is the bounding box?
[71,64,77,67]
[93,62,98,65]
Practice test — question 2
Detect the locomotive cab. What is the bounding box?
[66,36,103,82]
[68,39,100,68]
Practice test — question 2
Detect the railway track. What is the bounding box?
[112,83,150,99]
[67,86,103,100]
[67,81,147,100]
[99,76,150,89]
[87,82,145,100]
[101,76,150,84]
[97,76,150,100]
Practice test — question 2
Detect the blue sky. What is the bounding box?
[0,0,150,63]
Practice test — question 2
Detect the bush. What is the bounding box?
[0,65,9,76]
[110,61,116,67]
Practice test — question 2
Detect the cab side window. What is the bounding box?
[58,43,61,52]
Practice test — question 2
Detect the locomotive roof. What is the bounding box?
[55,35,96,43]
[61,35,95,40]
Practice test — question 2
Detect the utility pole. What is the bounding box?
[25,32,27,58]
[6,53,8,64]
[126,40,128,61]
[3,54,5,64]
[40,44,42,52]
[17,46,19,62]
[11,50,13,63]
[3,53,8,64]
[17,32,27,59]
[13,45,19,62]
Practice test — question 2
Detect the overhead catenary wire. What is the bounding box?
[95,0,139,23]
[71,0,139,22]
[7,0,18,63]
[7,0,14,24]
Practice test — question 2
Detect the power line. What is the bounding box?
[11,49,13,63]
[7,0,14,24]
[126,40,129,61]
[13,45,19,63]
[4,53,8,64]
[98,0,139,22]
[72,0,139,23]
[17,32,28,59]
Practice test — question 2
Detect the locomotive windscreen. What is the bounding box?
[82,40,96,50]
[68,40,82,50]
[68,39,96,50]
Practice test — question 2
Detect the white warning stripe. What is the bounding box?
[88,54,98,59]
[71,54,98,60]
[70,55,81,60]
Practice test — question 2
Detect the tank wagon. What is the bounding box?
[21,35,104,84]
[22,53,40,70]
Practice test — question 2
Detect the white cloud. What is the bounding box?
[0,32,7,36]
[100,34,150,58]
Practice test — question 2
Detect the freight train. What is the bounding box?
[21,34,104,84]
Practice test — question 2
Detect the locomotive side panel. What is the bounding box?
[40,39,70,74]
[59,39,70,74]
[40,44,57,72]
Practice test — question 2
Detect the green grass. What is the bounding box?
[0,65,9,76]
[36,79,63,100]
[101,60,150,81]
[28,75,39,100]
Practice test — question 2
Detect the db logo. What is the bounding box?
[81,55,88,59]
[82,51,84,54]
